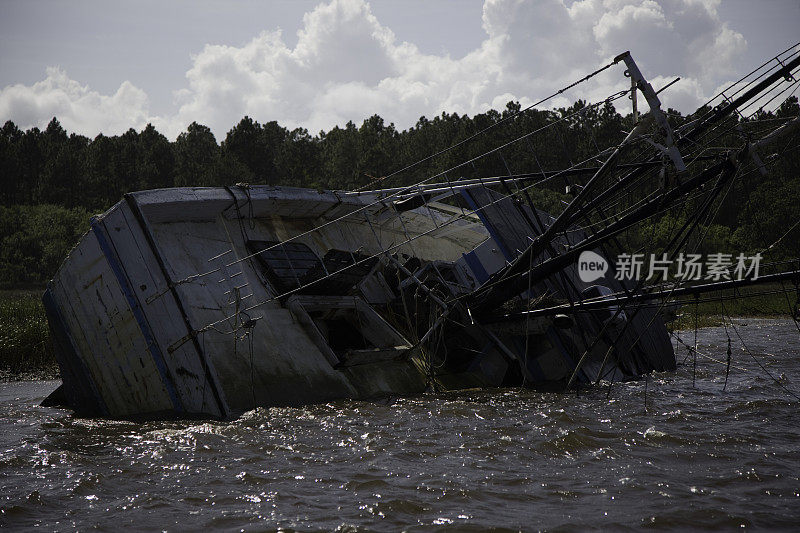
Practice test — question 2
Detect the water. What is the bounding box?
[2,319,799,531]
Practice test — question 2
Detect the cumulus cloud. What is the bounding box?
[0,67,152,136]
[0,0,750,139]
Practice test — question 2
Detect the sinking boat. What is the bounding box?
[43,48,800,418]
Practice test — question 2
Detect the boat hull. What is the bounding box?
[45,185,674,419]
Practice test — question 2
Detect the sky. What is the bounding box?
[0,0,798,140]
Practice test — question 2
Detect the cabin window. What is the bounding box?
[247,240,379,297]
[286,295,410,368]
[247,240,322,294]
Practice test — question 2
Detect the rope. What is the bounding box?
[726,316,800,402]
[354,58,621,192]
[722,300,733,392]
[162,90,633,298]
[164,47,800,356]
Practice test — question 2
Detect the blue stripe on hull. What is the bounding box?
[90,218,184,413]
[462,250,490,284]
[460,188,588,384]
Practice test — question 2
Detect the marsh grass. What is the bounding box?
[0,289,57,379]
[670,283,796,329]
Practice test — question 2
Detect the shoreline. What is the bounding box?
[0,368,60,383]
[1,287,795,382]
[670,312,793,330]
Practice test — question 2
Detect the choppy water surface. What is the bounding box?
[2,319,800,531]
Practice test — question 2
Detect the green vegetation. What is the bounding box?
[0,289,57,379]
[671,284,796,329]
[0,96,798,377]
[1,96,798,286]
[0,205,93,287]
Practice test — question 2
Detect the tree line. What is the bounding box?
[1,97,798,287]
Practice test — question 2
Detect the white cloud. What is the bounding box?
[0,67,152,137]
[0,0,751,139]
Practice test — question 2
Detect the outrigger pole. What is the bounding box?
[487,269,800,323]
[466,51,800,315]
[464,52,686,313]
